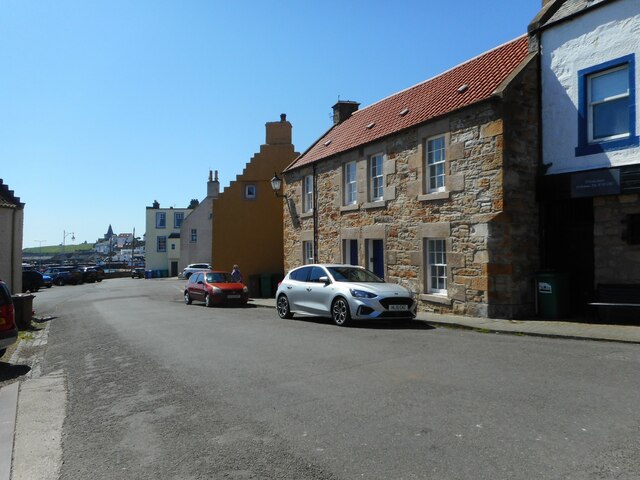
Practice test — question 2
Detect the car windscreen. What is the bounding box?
[326,267,384,283]
[206,272,235,283]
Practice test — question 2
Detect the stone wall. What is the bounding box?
[594,194,640,284]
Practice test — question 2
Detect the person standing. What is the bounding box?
[231,264,243,283]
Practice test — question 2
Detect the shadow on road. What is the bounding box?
[283,316,435,330]
[0,362,31,382]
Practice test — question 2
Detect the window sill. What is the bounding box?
[362,200,386,210]
[575,136,639,156]
[340,204,359,213]
[419,293,451,306]
[418,191,450,202]
[300,210,314,219]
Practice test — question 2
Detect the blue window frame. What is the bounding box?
[156,212,166,229]
[174,212,184,228]
[576,54,639,156]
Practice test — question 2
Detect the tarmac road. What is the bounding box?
[7,278,640,479]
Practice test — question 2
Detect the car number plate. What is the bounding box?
[389,304,408,311]
[228,294,241,299]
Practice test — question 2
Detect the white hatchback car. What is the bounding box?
[275,264,416,326]
[182,263,212,279]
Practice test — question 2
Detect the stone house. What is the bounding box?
[0,179,24,293]
[529,0,640,315]
[281,36,540,319]
[211,115,299,297]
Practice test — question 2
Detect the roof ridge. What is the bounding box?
[355,34,528,116]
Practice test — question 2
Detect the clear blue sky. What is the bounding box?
[1,0,541,248]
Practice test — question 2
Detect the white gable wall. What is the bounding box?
[541,0,640,174]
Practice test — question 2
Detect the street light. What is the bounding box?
[34,240,46,267]
[270,173,288,198]
[62,230,75,262]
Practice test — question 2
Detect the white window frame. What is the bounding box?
[302,240,314,265]
[369,153,384,202]
[426,135,446,193]
[302,175,313,213]
[587,64,630,143]
[426,238,447,295]
[190,228,197,243]
[344,161,357,205]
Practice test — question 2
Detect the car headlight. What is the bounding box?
[210,286,222,294]
[350,289,377,299]
[242,286,248,293]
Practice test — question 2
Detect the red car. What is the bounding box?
[184,271,249,307]
[0,280,18,359]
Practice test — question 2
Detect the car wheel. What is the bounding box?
[331,297,351,327]
[55,278,65,286]
[184,291,192,305]
[205,294,213,308]
[46,285,52,288]
[276,295,293,319]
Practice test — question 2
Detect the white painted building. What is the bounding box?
[530,0,640,314]
[145,201,194,276]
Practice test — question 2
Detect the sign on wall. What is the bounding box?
[571,168,621,198]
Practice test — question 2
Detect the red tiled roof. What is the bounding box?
[286,35,529,171]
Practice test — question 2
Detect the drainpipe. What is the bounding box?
[11,207,17,291]
[313,163,318,263]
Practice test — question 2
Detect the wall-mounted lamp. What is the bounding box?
[270,173,288,198]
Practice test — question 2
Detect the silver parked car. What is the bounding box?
[182,263,212,279]
[275,264,416,326]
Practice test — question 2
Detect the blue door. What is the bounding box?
[348,240,358,265]
[369,239,384,278]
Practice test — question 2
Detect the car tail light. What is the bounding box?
[0,303,15,332]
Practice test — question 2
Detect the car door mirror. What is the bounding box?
[319,276,330,284]
[197,281,204,285]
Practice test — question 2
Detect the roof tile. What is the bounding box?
[286,35,529,171]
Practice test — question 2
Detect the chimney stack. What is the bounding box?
[265,114,292,145]
[332,100,360,125]
[207,169,220,198]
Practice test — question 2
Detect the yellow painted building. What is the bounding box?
[211,114,298,297]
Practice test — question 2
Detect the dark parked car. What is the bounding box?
[43,266,83,286]
[77,266,99,283]
[0,280,18,358]
[22,269,44,292]
[131,267,145,279]
[184,271,249,307]
[93,267,104,282]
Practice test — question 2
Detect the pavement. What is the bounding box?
[1,298,638,480]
